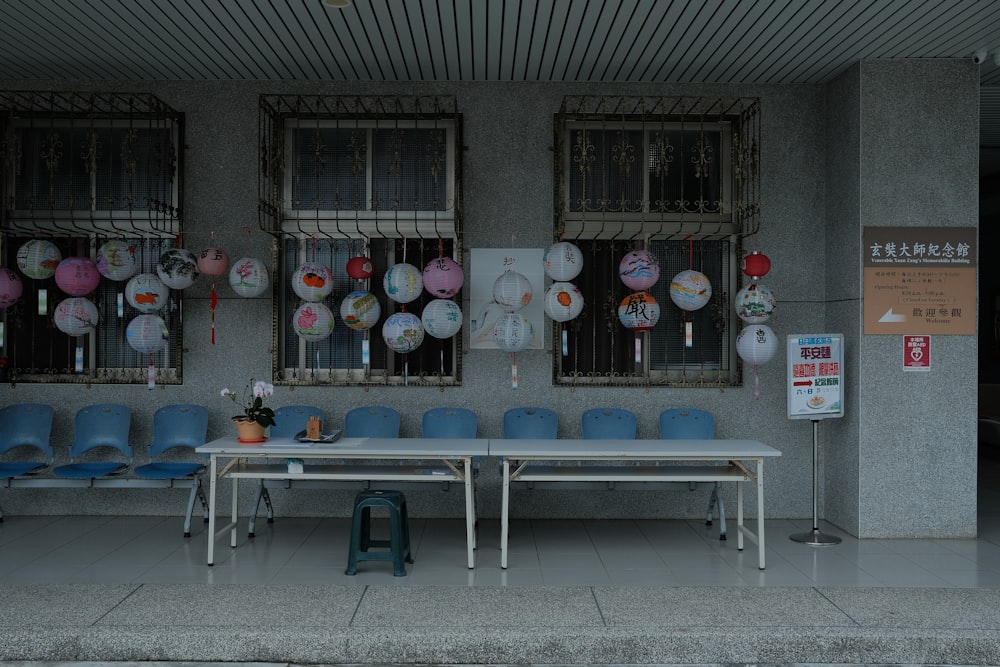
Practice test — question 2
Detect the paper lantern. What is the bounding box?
[383,263,423,304]
[735,283,776,324]
[618,291,660,331]
[197,246,230,276]
[493,312,533,352]
[492,270,532,310]
[422,298,463,339]
[340,290,381,330]
[96,240,138,281]
[544,241,583,281]
[292,261,334,302]
[741,251,772,280]
[422,257,464,298]
[382,311,425,353]
[54,257,101,296]
[16,240,61,279]
[156,248,200,290]
[229,257,270,297]
[0,268,23,308]
[54,297,99,336]
[619,249,660,291]
[292,302,335,341]
[126,273,168,313]
[543,282,584,322]
[736,324,779,366]
[346,256,375,280]
[126,314,169,353]
[669,269,712,311]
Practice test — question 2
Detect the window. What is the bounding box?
[553,96,760,387]
[0,92,184,384]
[259,95,462,387]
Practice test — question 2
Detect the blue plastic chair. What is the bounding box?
[581,408,637,439]
[345,406,401,438]
[133,404,209,537]
[503,407,558,439]
[659,407,726,539]
[0,403,55,521]
[248,404,327,537]
[52,404,132,479]
[422,407,477,439]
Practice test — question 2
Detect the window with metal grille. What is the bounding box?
[259,95,462,387]
[553,96,759,387]
[0,92,184,385]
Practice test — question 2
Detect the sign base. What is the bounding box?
[790,529,842,546]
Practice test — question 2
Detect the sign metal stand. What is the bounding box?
[789,419,841,545]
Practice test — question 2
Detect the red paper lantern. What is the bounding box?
[346,256,374,280]
[741,251,771,280]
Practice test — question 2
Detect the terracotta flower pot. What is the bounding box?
[234,417,267,443]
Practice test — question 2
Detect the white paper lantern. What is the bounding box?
[16,240,61,280]
[421,298,463,339]
[619,249,660,291]
[735,283,776,324]
[291,261,334,302]
[126,273,168,313]
[492,271,532,310]
[493,312,533,352]
[126,314,169,353]
[382,311,425,353]
[618,291,660,331]
[229,257,270,297]
[292,302,335,341]
[340,291,381,330]
[383,263,423,304]
[543,282,585,322]
[54,297,99,336]
[544,241,583,281]
[156,248,200,290]
[669,269,712,311]
[96,240,138,281]
[736,324,779,366]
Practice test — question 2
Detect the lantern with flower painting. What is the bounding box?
[382,311,424,353]
[229,257,270,298]
[54,297,99,336]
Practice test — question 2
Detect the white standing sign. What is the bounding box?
[787,333,844,420]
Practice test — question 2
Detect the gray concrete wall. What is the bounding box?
[0,68,980,537]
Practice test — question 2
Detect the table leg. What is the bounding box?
[757,458,766,570]
[207,454,217,566]
[464,457,475,568]
[501,458,510,569]
[230,473,239,549]
[737,478,745,552]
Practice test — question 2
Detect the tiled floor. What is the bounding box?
[1,484,998,589]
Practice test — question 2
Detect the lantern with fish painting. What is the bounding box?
[126,273,168,313]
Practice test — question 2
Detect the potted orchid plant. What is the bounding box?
[222,379,276,442]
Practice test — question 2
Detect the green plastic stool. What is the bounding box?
[345,490,413,576]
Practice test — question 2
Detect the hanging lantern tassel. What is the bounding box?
[752,364,761,400]
[148,353,156,390]
[510,352,519,389]
[403,354,409,386]
[562,323,568,357]
[634,333,642,364]
[210,281,218,344]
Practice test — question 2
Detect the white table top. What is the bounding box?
[197,436,489,458]
[488,438,780,459]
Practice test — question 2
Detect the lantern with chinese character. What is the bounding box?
[544,241,583,281]
[382,311,425,353]
[741,251,771,280]
[618,291,660,331]
[96,240,138,281]
[422,257,464,298]
[383,263,423,304]
[156,248,200,290]
[492,270,532,310]
[543,282,585,322]
[292,302,335,341]
[340,291,381,330]
[422,298,463,339]
[737,323,779,399]
[0,268,23,308]
[16,240,61,280]
[126,273,168,313]
[346,256,374,280]
[229,257,270,297]
[54,297,99,336]
[197,245,230,276]
[54,257,101,296]
[735,283,776,324]
[619,249,660,291]
[493,311,533,352]
[126,314,169,353]
[292,261,334,302]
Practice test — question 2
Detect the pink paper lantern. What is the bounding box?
[493,312,533,352]
[619,249,660,291]
[383,311,425,353]
[229,257,270,297]
[156,248,200,290]
[0,268,24,308]
[126,273,168,313]
[383,263,423,304]
[421,298,463,339]
[197,246,230,276]
[54,297,99,336]
[16,240,62,280]
[618,291,660,331]
[96,240,138,281]
[54,257,101,296]
[340,291,381,330]
[544,241,583,281]
[292,302,335,341]
[492,271,532,310]
[126,314,169,353]
[422,257,464,298]
[543,282,585,322]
